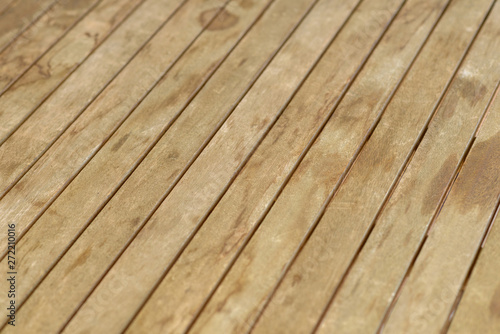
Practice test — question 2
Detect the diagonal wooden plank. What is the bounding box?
[182,0,465,333]
[8,0,366,332]
[0,0,147,143]
[294,2,500,333]
[0,0,57,52]
[0,0,189,206]
[299,1,497,333]
[0,0,102,93]
[382,90,500,332]
[448,201,500,333]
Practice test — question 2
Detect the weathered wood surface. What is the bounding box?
[0,0,57,52]
[0,0,102,93]
[0,0,146,141]
[0,0,498,332]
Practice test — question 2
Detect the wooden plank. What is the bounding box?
[106,0,406,331]
[6,0,363,332]
[448,204,500,333]
[0,0,56,52]
[0,0,146,144]
[0,0,102,93]
[0,0,294,332]
[304,1,497,333]
[0,0,230,310]
[186,0,462,332]
[0,0,181,195]
[308,3,500,334]
[382,95,500,330]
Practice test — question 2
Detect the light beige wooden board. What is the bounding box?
[0,0,290,332]
[10,0,362,332]
[306,3,500,334]
[120,0,405,331]
[0,0,185,205]
[185,0,460,332]
[448,201,500,333]
[382,86,500,331]
[0,0,147,145]
[0,0,56,52]
[0,0,101,93]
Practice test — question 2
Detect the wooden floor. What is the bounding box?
[0,0,499,333]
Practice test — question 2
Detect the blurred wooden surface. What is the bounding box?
[0,0,498,333]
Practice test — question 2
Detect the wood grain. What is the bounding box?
[125,2,410,332]
[124,0,404,331]
[0,0,17,16]
[0,0,56,52]
[0,0,290,332]
[184,0,458,332]
[0,0,238,319]
[0,0,101,93]
[449,190,500,333]
[305,2,499,333]
[0,0,496,332]
[383,70,500,334]
[28,0,368,332]
[0,0,185,231]
[0,0,145,143]
[309,1,495,333]
[0,0,227,255]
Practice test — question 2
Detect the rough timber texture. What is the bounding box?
[0,0,498,332]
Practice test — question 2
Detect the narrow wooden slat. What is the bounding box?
[9,0,363,332]
[0,0,102,93]
[0,0,56,51]
[449,201,500,333]
[0,0,146,143]
[382,94,500,332]
[307,1,496,333]
[185,0,460,332]
[295,2,499,333]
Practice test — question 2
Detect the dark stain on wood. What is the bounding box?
[443,76,488,118]
[111,133,130,152]
[65,246,92,276]
[200,8,238,31]
[421,154,458,215]
[490,284,500,317]
[376,221,394,250]
[452,132,500,213]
